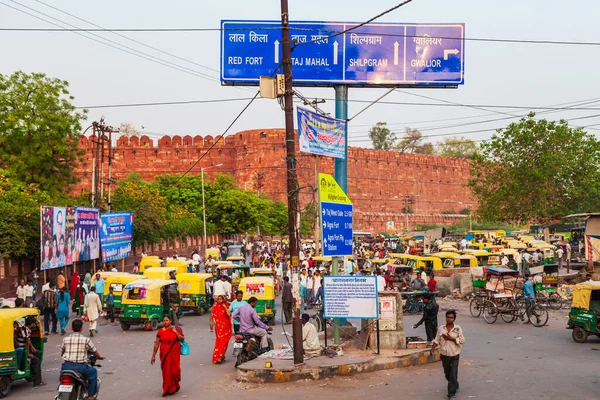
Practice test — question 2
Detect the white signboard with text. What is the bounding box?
[323,276,378,319]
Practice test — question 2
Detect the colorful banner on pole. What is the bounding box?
[73,207,100,262]
[40,206,100,270]
[100,212,134,263]
[297,107,346,159]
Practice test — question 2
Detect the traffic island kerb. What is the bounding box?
[236,348,440,383]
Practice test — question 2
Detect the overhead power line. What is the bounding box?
[75,97,255,109]
[3,25,600,47]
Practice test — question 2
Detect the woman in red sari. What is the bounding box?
[210,294,232,364]
[151,315,184,396]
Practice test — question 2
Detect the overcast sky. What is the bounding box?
[2,0,599,148]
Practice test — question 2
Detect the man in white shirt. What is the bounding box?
[501,253,509,267]
[24,280,35,306]
[556,247,564,269]
[16,280,26,301]
[430,310,465,399]
[301,313,321,356]
[213,275,232,301]
[376,269,386,292]
[515,251,523,276]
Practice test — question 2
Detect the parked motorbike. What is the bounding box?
[55,353,104,400]
[233,328,273,367]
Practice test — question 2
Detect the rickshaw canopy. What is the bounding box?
[238,276,275,300]
[139,257,164,272]
[104,274,146,294]
[485,267,519,276]
[143,267,178,280]
[165,259,189,274]
[571,282,600,310]
[122,279,177,305]
[176,273,211,295]
[91,271,126,286]
[0,308,40,353]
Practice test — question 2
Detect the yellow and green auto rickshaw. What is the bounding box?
[90,271,122,287]
[139,256,164,275]
[417,256,443,272]
[238,277,276,325]
[215,265,250,292]
[165,259,189,275]
[120,279,179,331]
[430,252,461,268]
[103,273,147,313]
[0,308,44,398]
[567,281,600,343]
[453,254,479,268]
[205,247,221,261]
[143,267,178,281]
[176,273,212,315]
[226,256,245,266]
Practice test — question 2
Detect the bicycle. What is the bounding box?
[311,303,331,332]
[483,296,548,327]
[469,291,487,318]
[403,294,424,314]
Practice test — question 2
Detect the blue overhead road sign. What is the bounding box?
[321,201,353,257]
[220,20,464,87]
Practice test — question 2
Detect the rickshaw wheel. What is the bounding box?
[0,375,11,398]
[572,327,588,343]
[120,321,130,331]
[530,304,549,327]
[501,311,516,323]
[197,307,206,316]
[150,319,159,331]
[482,301,498,324]
[469,297,482,318]
[547,293,562,310]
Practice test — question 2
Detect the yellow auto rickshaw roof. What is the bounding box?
[166,259,188,267]
[461,249,490,256]
[250,268,274,275]
[105,274,146,284]
[142,255,160,260]
[389,253,419,259]
[127,278,177,290]
[226,256,245,261]
[0,308,40,353]
[371,259,389,264]
[239,276,275,286]
[176,273,212,282]
[454,254,477,260]
[431,252,460,258]
[571,281,600,310]
[311,256,332,262]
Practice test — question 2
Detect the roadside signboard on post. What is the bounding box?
[221,20,464,87]
[297,107,346,158]
[319,173,352,256]
[323,276,378,318]
[100,212,134,263]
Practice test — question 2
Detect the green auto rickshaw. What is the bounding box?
[567,281,600,343]
[120,279,180,331]
[238,276,276,325]
[0,308,45,398]
[176,273,212,315]
[103,273,147,314]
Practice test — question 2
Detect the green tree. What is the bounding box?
[438,137,478,158]
[300,202,317,236]
[0,171,51,260]
[111,173,167,245]
[468,114,600,224]
[0,72,87,195]
[369,122,397,150]
[396,128,434,154]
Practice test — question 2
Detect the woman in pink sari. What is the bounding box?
[210,295,232,364]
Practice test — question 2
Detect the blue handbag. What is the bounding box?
[180,340,190,356]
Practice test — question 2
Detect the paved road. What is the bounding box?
[12,298,599,400]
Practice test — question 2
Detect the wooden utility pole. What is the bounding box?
[280,0,303,365]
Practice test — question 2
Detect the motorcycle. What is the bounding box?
[233,327,273,367]
[55,353,104,400]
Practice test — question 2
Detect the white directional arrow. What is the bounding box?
[333,41,339,65]
[323,221,327,229]
[393,42,399,65]
[322,208,326,215]
[274,40,280,63]
[443,48,459,60]
[323,238,328,247]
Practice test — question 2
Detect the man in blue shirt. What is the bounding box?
[521,274,535,324]
[93,274,105,306]
[229,290,248,334]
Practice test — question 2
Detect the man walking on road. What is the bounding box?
[430,309,465,399]
[281,276,293,324]
[412,293,439,344]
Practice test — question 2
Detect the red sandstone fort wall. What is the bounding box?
[74,129,471,233]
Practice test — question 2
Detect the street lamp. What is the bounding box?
[458,202,473,231]
[202,164,223,255]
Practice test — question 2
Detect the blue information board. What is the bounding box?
[221,20,464,87]
[321,201,353,256]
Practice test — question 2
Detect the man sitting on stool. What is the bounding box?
[301,313,321,356]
